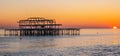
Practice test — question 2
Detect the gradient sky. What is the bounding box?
[0,0,120,28]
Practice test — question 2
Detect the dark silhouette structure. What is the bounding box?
[4,17,80,36]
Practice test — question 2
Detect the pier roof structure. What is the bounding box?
[18,17,62,29]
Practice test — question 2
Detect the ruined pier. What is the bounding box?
[4,17,80,36]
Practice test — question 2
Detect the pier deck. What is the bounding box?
[4,28,80,36]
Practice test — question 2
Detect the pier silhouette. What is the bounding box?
[4,17,80,36]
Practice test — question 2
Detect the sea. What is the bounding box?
[0,29,120,56]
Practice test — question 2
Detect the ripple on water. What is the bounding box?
[0,45,120,56]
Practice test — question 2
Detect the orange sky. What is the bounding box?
[0,0,120,28]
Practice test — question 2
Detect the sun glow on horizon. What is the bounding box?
[113,26,117,29]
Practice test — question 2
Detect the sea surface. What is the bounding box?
[0,29,120,56]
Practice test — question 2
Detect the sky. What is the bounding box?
[0,0,120,28]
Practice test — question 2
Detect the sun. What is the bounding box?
[113,26,117,29]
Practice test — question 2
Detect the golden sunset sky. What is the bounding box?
[0,0,120,28]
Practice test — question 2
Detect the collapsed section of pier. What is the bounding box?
[4,17,80,36]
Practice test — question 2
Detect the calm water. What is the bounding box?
[0,29,120,56]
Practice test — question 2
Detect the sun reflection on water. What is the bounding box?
[112,28,119,45]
